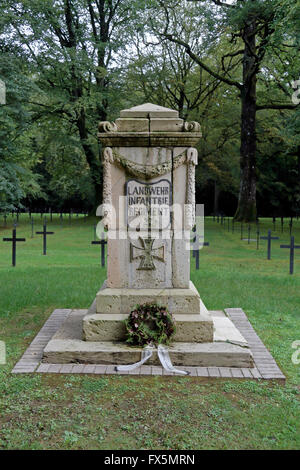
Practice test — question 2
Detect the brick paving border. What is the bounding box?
[11,308,286,382]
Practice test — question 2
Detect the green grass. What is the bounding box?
[0,214,299,450]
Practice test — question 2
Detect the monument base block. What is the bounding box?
[95,281,209,315]
[86,280,214,343]
[41,309,254,368]
[83,313,213,343]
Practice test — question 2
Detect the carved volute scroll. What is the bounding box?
[99,121,118,133]
[183,121,201,133]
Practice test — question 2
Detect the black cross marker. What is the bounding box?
[36,219,54,255]
[91,232,107,267]
[289,218,293,236]
[192,234,209,270]
[260,230,279,260]
[280,237,300,274]
[3,226,26,266]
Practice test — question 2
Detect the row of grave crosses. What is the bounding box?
[1,221,300,274]
[2,220,107,268]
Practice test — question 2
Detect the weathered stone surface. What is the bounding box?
[120,103,179,118]
[43,339,253,367]
[95,281,209,315]
[213,316,248,346]
[105,145,193,290]
[149,118,183,132]
[115,118,149,132]
[83,313,127,341]
[83,312,214,343]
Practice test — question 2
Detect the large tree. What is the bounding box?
[153,0,299,221]
[1,0,135,208]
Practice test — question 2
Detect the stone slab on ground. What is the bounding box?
[43,338,253,367]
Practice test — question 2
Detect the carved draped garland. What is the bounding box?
[102,147,197,229]
[112,150,186,180]
[102,147,114,229]
[186,148,198,229]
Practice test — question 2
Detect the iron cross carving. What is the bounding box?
[130,237,165,270]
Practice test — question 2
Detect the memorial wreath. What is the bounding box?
[124,303,176,346]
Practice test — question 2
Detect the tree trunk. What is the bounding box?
[234,20,257,222]
[76,109,103,212]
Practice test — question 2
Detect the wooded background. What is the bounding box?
[0,0,299,221]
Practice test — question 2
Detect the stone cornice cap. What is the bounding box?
[98,103,201,147]
[120,103,179,118]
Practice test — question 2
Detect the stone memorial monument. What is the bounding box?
[42,103,253,368]
[83,103,213,344]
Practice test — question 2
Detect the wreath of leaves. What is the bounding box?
[124,303,176,347]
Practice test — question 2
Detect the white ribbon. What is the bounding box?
[115,344,190,375]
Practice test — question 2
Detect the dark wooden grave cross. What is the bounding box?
[36,219,54,255]
[91,232,107,267]
[260,230,279,260]
[289,218,293,236]
[280,237,300,274]
[3,225,26,267]
[192,234,209,270]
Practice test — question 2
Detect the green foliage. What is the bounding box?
[0,0,299,216]
[0,161,24,212]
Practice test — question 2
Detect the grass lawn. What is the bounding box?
[0,214,299,450]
